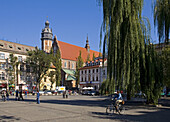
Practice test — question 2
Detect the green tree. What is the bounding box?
[98,53,102,57]
[99,0,164,104]
[48,71,55,90]
[52,49,62,87]
[99,0,144,99]
[75,51,84,87]
[92,53,96,61]
[27,47,51,90]
[162,47,170,87]
[8,54,20,87]
[154,0,170,44]
[86,54,91,62]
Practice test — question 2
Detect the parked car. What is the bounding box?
[57,91,63,95]
[44,90,52,95]
[88,91,100,96]
[82,91,90,95]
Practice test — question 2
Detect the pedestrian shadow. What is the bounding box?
[0,115,20,121]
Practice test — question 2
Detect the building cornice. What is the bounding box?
[0,48,28,55]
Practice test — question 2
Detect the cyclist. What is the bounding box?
[113,91,123,112]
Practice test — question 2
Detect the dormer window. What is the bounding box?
[9,45,13,48]
[0,44,4,47]
[18,47,21,50]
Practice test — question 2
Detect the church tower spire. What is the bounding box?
[41,19,53,53]
[85,34,90,52]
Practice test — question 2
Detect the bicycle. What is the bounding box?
[106,99,125,115]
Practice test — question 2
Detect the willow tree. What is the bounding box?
[162,47,170,87]
[99,0,145,99]
[154,0,170,44]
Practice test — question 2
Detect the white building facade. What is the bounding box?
[0,40,35,91]
[79,57,107,91]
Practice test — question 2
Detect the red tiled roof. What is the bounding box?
[57,40,101,62]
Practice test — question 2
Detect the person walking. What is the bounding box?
[1,90,6,102]
[15,90,19,101]
[6,90,9,101]
[25,90,27,98]
[18,90,24,101]
[37,90,40,104]
[63,91,66,98]
[66,90,69,98]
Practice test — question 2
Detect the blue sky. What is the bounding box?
[0,0,157,52]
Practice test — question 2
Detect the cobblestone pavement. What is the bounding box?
[0,95,170,122]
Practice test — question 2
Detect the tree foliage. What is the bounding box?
[154,0,170,44]
[99,0,163,103]
[8,54,19,86]
[27,48,51,90]
[100,0,144,98]
[86,54,91,62]
[75,51,84,87]
[51,49,62,87]
[162,47,170,87]
[48,71,55,90]
[92,53,96,61]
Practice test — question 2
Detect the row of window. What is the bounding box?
[81,69,106,75]
[81,76,99,82]
[0,72,5,80]
[7,74,35,81]
[86,62,100,66]
[81,69,99,74]
[0,44,30,52]
[0,63,30,72]
[0,53,23,62]
[64,61,74,69]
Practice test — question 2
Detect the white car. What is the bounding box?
[44,90,52,95]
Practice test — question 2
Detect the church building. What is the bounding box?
[41,20,101,89]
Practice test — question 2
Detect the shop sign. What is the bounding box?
[58,86,65,91]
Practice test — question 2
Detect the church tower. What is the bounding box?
[85,35,90,52]
[41,20,53,53]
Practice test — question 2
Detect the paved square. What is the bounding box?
[0,95,170,122]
